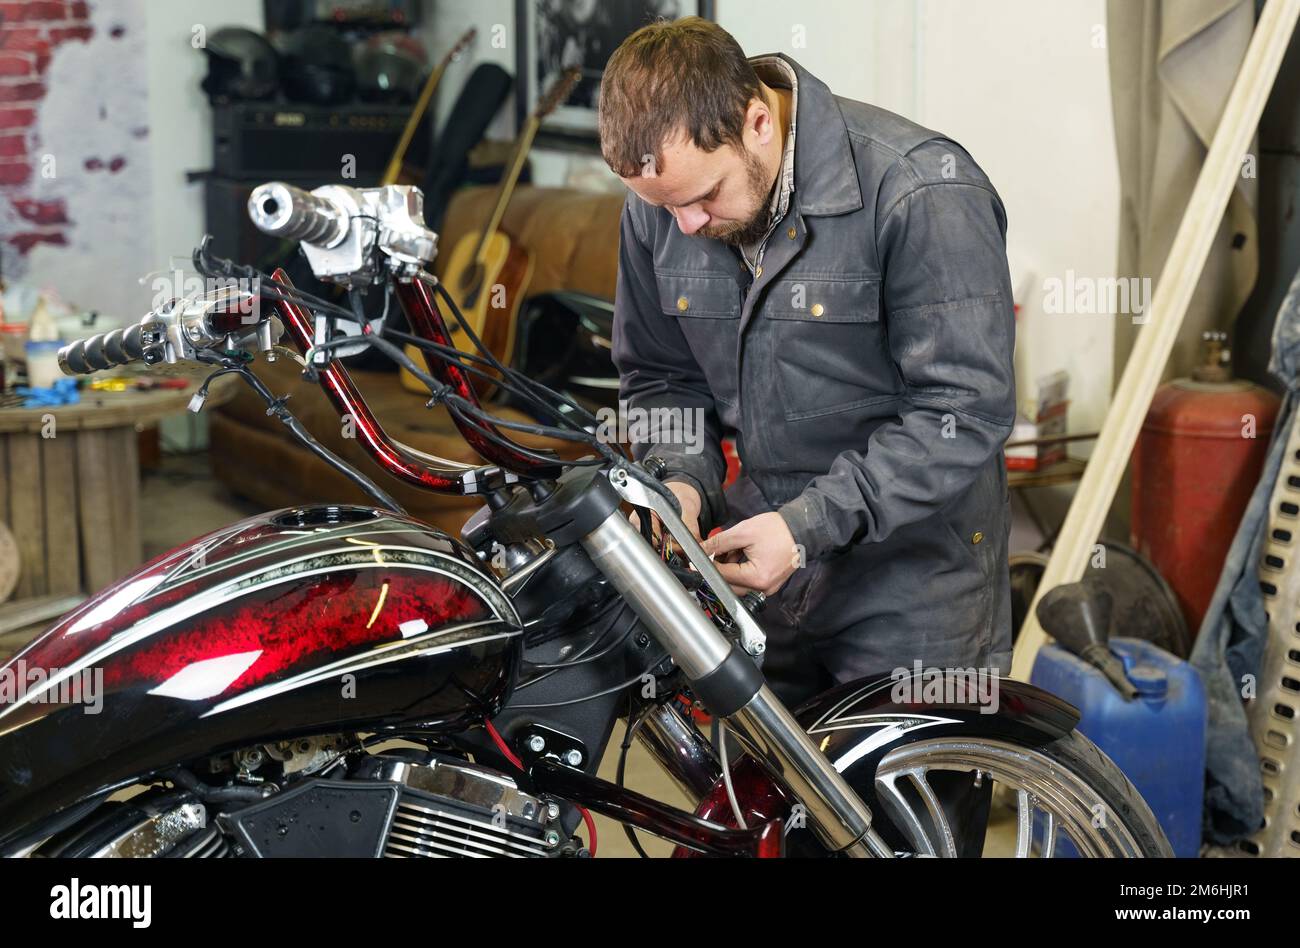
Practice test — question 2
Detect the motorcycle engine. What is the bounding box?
[39,747,570,858]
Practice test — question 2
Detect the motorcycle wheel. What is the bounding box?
[872,730,1173,857]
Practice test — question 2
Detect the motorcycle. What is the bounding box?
[0,181,1172,859]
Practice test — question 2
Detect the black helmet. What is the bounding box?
[278,25,356,105]
[200,27,279,103]
[356,32,427,104]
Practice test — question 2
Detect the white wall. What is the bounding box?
[722,0,1118,436]
[145,0,264,299]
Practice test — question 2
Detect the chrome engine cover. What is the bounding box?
[364,754,558,858]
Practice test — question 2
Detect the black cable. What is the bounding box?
[195,355,405,514]
[506,664,662,710]
[196,241,681,512]
[428,278,603,431]
[526,602,633,670]
[387,328,592,435]
[617,694,653,858]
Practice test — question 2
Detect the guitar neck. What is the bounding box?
[380,61,449,187]
[470,117,539,265]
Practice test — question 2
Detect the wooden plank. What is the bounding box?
[106,426,142,581]
[7,432,45,600]
[40,433,80,596]
[1012,0,1300,679]
[75,428,117,594]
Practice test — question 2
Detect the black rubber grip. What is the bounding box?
[103,328,128,366]
[57,319,166,376]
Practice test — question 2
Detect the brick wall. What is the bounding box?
[0,0,151,324]
[0,0,94,261]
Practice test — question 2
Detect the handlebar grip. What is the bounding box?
[58,320,167,376]
[247,182,347,247]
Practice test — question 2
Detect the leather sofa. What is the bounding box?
[210,184,625,535]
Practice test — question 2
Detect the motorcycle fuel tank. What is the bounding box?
[0,505,521,841]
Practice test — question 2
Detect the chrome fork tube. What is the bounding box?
[637,702,723,801]
[581,509,891,857]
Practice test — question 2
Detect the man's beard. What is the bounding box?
[699,149,775,247]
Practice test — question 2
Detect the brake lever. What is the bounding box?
[607,466,767,660]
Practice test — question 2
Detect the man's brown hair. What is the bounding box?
[598,16,760,178]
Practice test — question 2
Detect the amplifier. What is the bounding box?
[212,103,430,181]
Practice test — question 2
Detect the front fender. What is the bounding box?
[792,672,1080,835]
[677,671,1080,855]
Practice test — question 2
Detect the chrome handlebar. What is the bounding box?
[58,286,280,378]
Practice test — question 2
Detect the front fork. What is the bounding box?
[584,471,892,858]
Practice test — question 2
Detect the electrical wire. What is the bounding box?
[718,720,748,831]
[616,695,652,858]
[505,666,661,710]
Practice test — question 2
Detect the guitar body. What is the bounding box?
[400,230,534,398]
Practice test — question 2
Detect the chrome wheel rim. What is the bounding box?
[874,737,1145,857]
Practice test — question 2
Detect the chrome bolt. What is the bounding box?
[527,735,546,753]
[546,802,560,820]
[563,749,583,767]
[544,831,561,848]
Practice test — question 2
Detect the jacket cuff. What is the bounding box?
[655,457,725,536]
[778,492,831,563]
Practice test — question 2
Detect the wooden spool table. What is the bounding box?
[0,370,236,605]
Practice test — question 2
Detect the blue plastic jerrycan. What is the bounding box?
[1030,637,1207,857]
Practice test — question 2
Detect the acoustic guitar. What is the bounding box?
[400,67,581,397]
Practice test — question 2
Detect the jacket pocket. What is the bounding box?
[655,272,741,408]
[767,278,899,421]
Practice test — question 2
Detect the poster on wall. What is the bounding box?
[513,0,716,151]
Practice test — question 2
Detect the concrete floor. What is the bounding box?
[6,452,1020,857]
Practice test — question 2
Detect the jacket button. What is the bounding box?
[676,296,689,312]
[787,226,797,239]
[971,532,984,545]
[811,303,824,317]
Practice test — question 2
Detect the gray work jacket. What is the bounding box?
[612,55,1016,651]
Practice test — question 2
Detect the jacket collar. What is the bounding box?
[763,53,862,217]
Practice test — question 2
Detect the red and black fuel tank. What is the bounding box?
[0,505,520,839]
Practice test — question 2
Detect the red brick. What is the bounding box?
[69,0,88,19]
[0,80,43,103]
[8,230,67,254]
[0,108,35,130]
[10,197,66,225]
[0,30,50,56]
[0,133,24,157]
[0,160,31,184]
[0,54,31,76]
[23,2,67,21]
[48,25,92,44]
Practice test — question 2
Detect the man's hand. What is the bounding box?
[701,512,802,596]
[629,479,703,547]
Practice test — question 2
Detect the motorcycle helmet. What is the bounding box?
[356,32,428,104]
[278,24,357,105]
[200,27,279,103]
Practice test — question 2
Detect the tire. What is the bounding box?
[869,728,1174,857]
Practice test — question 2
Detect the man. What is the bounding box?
[599,17,1016,711]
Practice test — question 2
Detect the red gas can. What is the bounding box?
[1131,336,1280,637]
